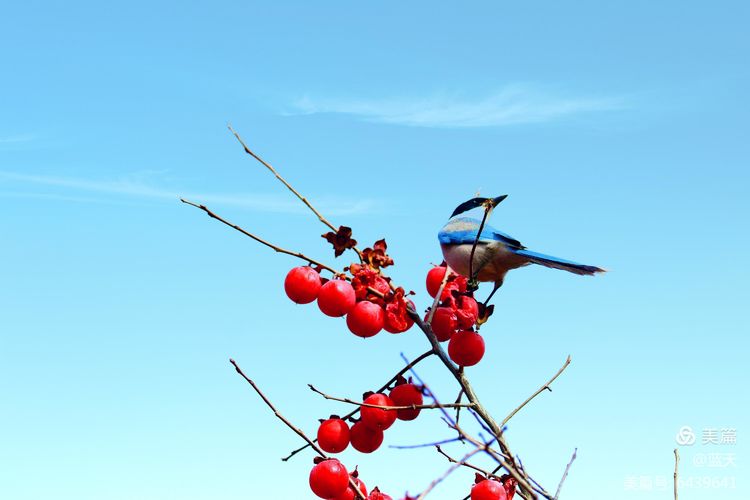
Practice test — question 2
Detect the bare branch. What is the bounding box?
[415,445,486,499]
[390,437,463,450]
[435,445,499,478]
[553,448,577,499]
[227,124,363,260]
[229,358,366,499]
[674,448,679,500]
[308,384,474,411]
[181,198,340,275]
[501,355,572,427]
[468,202,494,285]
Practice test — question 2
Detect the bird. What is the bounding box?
[438,195,605,302]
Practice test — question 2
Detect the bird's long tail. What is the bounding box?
[514,249,606,276]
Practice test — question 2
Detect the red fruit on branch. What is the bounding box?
[317,417,350,453]
[471,479,507,500]
[284,266,322,304]
[360,393,397,430]
[330,475,367,500]
[349,421,384,453]
[388,382,423,421]
[309,459,349,499]
[448,330,486,367]
[383,290,414,334]
[350,265,391,303]
[425,266,447,298]
[428,306,458,342]
[367,487,393,500]
[318,280,357,317]
[346,301,385,338]
[455,295,479,329]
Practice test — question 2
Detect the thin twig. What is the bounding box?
[501,356,572,427]
[281,350,434,461]
[435,445,500,479]
[227,124,363,260]
[468,203,493,284]
[308,384,475,410]
[553,448,577,499]
[673,449,679,500]
[181,198,339,275]
[389,437,463,449]
[454,388,465,431]
[415,445,486,500]
[229,358,366,499]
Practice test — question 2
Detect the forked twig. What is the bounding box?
[229,358,366,499]
[435,445,499,478]
[227,124,363,260]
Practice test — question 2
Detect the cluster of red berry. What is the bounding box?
[424,266,486,367]
[318,381,424,454]
[285,259,504,498]
[284,265,414,338]
[308,378,423,499]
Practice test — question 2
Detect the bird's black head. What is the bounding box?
[450,195,508,218]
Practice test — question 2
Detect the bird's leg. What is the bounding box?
[482,280,503,307]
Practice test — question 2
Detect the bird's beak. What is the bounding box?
[491,195,508,207]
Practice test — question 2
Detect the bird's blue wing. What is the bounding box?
[438,217,525,249]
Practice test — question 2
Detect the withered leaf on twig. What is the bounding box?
[362,239,394,269]
[322,226,357,257]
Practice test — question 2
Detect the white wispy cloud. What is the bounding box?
[0,171,374,216]
[288,85,622,128]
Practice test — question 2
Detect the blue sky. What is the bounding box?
[1,2,748,499]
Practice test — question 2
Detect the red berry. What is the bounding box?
[368,487,393,500]
[346,301,384,338]
[317,418,350,453]
[388,383,423,421]
[383,299,415,334]
[330,475,367,500]
[448,330,486,367]
[501,475,518,499]
[309,459,349,499]
[429,307,458,342]
[284,266,322,304]
[360,393,397,430]
[426,266,447,297]
[349,421,384,453]
[471,479,507,500]
[456,295,479,328]
[318,280,357,317]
